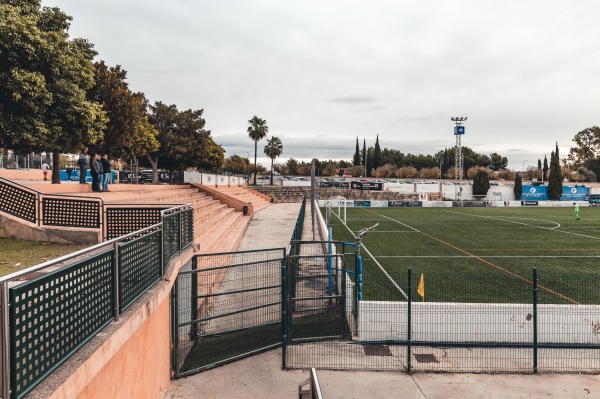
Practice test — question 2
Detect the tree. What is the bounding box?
[86,61,158,160]
[548,143,562,200]
[247,115,268,185]
[0,1,107,183]
[489,153,508,171]
[147,102,221,182]
[542,155,548,181]
[286,158,299,175]
[373,134,382,170]
[473,170,490,196]
[568,126,600,178]
[362,138,367,176]
[353,137,361,166]
[514,173,522,200]
[224,155,251,173]
[263,136,283,185]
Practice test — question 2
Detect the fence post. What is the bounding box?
[190,256,198,341]
[160,211,165,274]
[341,252,348,340]
[533,268,538,374]
[36,192,41,226]
[407,268,412,372]
[113,241,120,321]
[327,227,333,304]
[178,210,183,253]
[281,250,288,369]
[356,256,363,301]
[1,282,10,399]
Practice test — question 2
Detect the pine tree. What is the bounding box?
[353,137,361,166]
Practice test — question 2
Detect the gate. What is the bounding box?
[172,248,286,377]
[283,241,357,369]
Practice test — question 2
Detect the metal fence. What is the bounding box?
[291,194,307,242]
[0,205,193,399]
[285,268,600,374]
[172,249,286,377]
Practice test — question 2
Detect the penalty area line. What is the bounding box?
[332,212,408,300]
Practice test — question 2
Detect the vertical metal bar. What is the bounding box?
[190,257,198,341]
[160,212,165,273]
[1,282,11,399]
[533,268,538,374]
[407,268,412,372]
[113,241,120,321]
[172,275,180,376]
[341,251,347,340]
[356,256,363,301]
[37,192,41,226]
[178,210,183,253]
[281,249,287,369]
[354,249,359,331]
[327,228,333,304]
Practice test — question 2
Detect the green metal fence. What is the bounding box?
[291,194,307,241]
[0,204,193,399]
[284,268,600,374]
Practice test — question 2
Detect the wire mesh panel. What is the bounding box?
[173,248,285,377]
[8,250,115,399]
[285,241,356,370]
[163,211,181,267]
[118,229,162,311]
[0,179,37,223]
[42,197,101,228]
[181,208,194,249]
[105,207,164,240]
[536,273,600,373]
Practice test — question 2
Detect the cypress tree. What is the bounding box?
[373,135,382,170]
[363,138,367,176]
[353,137,361,166]
[514,172,523,200]
[542,155,549,182]
[548,144,562,200]
[473,170,490,196]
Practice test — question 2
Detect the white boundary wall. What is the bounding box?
[183,172,246,186]
[358,301,600,344]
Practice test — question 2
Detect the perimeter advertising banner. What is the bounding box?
[353,200,371,207]
[520,185,589,201]
[118,170,184,184]
[388,201,423,207]
[349,181,383,191]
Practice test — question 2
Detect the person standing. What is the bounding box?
[97,153,104,191]
[90,153,101,192]
[66,166,73,181]
[573,202,580,221]
[100,154,112,192]
[41,162,50,181]
[78,146,89,184]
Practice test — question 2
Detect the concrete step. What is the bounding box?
[197,208,236,239]
[196,211,244,254]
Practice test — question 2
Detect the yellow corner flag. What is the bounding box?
[417,273,425,302]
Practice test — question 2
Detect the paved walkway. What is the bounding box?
[164,203,600,399]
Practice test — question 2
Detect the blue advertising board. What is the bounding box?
[520,185,589,201]
[454,126,465,135]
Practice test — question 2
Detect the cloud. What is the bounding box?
[329,97,380,104]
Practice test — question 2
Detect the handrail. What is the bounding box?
[0,222,163,284]
[0,176,42,194]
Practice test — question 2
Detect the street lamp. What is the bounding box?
[522,160,528,172]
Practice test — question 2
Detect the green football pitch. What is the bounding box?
[325,206,600,304]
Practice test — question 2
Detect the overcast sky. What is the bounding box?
[43,0,600,170]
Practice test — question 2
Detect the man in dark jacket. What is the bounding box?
[78,146,89,184]
[100,154,112,191]
[90,153,102,192]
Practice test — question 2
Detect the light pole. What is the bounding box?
[522,160,528,173]
[451,117,467,203]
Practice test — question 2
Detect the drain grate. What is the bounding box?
[363,345,392,356]
[414,353,439,363]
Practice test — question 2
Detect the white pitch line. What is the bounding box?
[332,213,408,299]
[443,210,600,241]
[354,231,419,234]
[376,255,600,258]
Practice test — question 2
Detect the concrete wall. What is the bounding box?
[0,212,100,244]
[34,247,196,399]
[358,301,600,344]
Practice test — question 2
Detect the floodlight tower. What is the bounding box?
[451,117,467,202]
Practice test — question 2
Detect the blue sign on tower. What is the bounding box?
[454,126,465,135]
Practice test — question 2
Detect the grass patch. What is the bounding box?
[0,237,87,276]
[327,206,600,304]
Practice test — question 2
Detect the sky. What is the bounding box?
[42,0,600,170]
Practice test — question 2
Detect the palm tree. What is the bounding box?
[264,136,283,185]
[247,115,268,185]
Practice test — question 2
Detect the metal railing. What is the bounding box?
[291,194,307,242]
[0,204,193,399]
